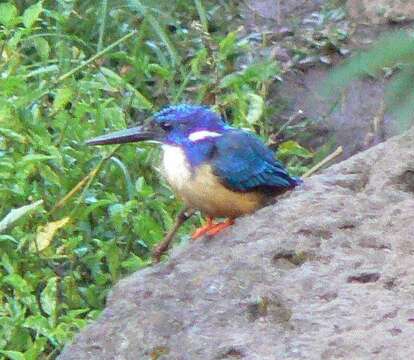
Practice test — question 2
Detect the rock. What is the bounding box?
[347,0,414,24]
[59,127,414,360]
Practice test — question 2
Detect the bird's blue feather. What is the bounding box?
[154,104,301,193]
[154,104,223,125]
[211,130,299,193]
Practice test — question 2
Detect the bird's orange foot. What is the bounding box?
[192,216,215,240]
[192,218,235,239]
[206,218,234,236]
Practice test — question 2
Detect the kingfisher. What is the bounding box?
[87,104,301,239]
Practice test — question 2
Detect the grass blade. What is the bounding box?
[57,30,137,83]
[194,0,208,32]
[126,0,180,66]
[97,0,108,52]
[50,146,121,214]
[109,156,134,200]
[0,200,44,233]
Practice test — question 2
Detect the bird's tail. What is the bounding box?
[291,176,303,187]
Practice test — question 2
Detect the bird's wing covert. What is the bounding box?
[211,130,298,192]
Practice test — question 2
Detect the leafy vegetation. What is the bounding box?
[0,1,316,358]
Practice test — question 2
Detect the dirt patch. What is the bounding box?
[347,0,414,24]
[240,0,414,159]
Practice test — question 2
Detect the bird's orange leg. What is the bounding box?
[206,218,235,236]
[191,216,215,240]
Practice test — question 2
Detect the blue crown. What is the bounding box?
[154,104,218,122]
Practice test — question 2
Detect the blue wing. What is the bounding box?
[211,130,300,193]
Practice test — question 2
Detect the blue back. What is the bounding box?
[210,130,300,193]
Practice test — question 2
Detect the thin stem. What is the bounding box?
[173,69,192,103]
[302,146,343,178]
[194,0,208,33]
[56,30,137,83]
[274,110,304,138]
[126,0,179,65]
[50,146,121,214]
[27,30,138,109]
[97,0,109,52]
[69,146,122,219]
[152,208,195,262]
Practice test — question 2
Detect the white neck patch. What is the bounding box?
[161,145,191,191]
[188,130,222,142]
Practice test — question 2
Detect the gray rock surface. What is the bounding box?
[59,128,414,359]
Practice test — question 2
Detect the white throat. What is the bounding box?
[188,130,222,142]
[161,145,191,191]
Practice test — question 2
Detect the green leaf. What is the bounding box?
[190,48,208,75]
[26,64,58,79]
[39,164,61,187]
[109,157,134,200]
[100,67,124,85]
[135,176,153,197]
[121,254,150,272]
[105,241,120,281]
[246,93,264,125]
[220,61,279,88]
[0,3,18,27]
[20,154,55,165]
[0,200,43,233]
[3,274,32,293]
[23,1,43,28]
[53,87,74,112]
[0,127,27,143]
[219,31,238,59]
[148,63,172,79]
[100,67,152,109]
[1,253,16,273]
[0,351,26,360]
[194,0,208,32]
[243,61,280,83]
[23,315,50,336]
[278,140,313,159]
[127,0,180,66]
[34,37,50,61]
[41,277,57,318]
[62,276,83,308]
[8,28,24,49]
[24,337,47,360]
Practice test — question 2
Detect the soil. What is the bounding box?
[240,0,414,160]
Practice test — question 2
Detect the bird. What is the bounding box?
[86,104,301,240]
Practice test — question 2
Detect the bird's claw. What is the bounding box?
[205,219,234,236]
[191,217,214,240]
[192,218,234,239]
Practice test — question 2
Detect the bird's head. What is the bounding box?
[86,104,228,147]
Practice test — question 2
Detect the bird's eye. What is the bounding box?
[160,122,173,131]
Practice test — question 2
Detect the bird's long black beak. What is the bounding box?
[85,124,162,146]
